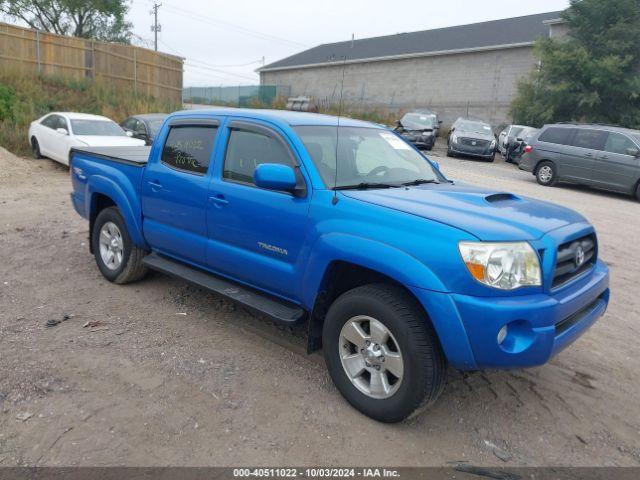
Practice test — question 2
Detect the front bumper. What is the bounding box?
[449,142,494,159]
[410,260,609,370]
[402,135,435,149]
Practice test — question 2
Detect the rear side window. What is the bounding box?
[603,132,638,155]
[538,127,571,145]
[223,129,293,185]
[569,129,607,150]
[161,125,217,175]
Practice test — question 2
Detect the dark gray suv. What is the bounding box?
[519,123,640,201]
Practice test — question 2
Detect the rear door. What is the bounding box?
[141,118,220,266]
[562,128,607,184]
[592,131,640,192]
[206,119,310,300]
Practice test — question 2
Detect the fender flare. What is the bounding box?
[86,175,148,250]
[301,233,448,308]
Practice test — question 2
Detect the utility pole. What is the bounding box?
[151,3,162,51]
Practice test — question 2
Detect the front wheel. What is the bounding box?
[323,284,446,423]
[31,137,42,159]
[635,183,640,202]
[92,207,148,284]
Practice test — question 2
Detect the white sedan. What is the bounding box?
[28,112,146,165]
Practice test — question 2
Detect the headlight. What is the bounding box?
[451,134,458,143]
[458,242,541,290]
[490,139,496,149]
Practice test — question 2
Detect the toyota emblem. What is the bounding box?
[575,245,585,267]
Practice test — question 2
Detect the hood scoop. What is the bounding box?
[484,193,522,204]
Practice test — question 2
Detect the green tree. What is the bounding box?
[512,0,640,128]
[0,0,132,43]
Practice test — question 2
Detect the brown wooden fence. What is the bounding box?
[0,22,184,103]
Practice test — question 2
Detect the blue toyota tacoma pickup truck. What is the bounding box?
[70,109,610,422]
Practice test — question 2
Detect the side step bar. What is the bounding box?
[143,253,305,324]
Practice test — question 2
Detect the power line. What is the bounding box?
[161,2,309,49]
[157,39,259,82]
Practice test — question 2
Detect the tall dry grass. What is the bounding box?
[0,70,181,156]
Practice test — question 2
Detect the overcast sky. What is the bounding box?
[128,0,570,87]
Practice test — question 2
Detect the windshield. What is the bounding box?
[401,113,436,130]
[294,126,441,188]
[71,120,126,136]
[148,119,165,136]
[457,121,492,134]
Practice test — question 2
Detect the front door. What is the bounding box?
[206,120,310,301]
[592,132,640,193]
[142,119,220,266]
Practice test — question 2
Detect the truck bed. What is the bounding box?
[70,146,151,166]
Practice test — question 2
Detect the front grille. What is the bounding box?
[552,234,597,288]
[460,137,490,147]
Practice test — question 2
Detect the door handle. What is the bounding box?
[600,155,609,160]
[148,180,163,191]
[209,194,229,207]
[584,152,594,157]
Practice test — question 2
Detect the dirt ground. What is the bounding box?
[0,140,639,467]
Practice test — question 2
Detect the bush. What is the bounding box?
[0,71,181,156]
[0,84,16,122]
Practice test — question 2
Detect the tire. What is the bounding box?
[635,183,640,202]
[92,207,148,284]
[536,161,558,187]
[447,145,455,158]
[31,137,42,159]
[323,283,446,423]
[487,152,496,162]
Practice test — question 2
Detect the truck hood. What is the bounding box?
[74,136,146,147]
[342,183,587,241]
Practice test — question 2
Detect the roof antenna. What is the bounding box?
[332,35,353,205]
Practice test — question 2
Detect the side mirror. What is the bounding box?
[516,137,524,142]
[56,128,68,135]
[438,120,443,125]
[125,130,133,137]
[254,163,297,192]
[626,147,640,157]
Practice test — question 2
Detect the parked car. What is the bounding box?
[519,123,640,200]
[447,118,497,161]
[498,124,531,156]
[505,127,539,164]
[120,113,168,146]
[29,112,145,165]
[394,111,441,150]
[69,109,609,422]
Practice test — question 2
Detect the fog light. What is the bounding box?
[497,325,508,345]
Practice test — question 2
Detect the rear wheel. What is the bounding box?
[31,137,42,159]
[92,207,148,284]
[323,284,446,423]
[536,161,558,186]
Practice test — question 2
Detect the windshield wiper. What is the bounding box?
[333,182,398,191]
[401,179,440,186]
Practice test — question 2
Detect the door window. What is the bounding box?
[538,127,572,145]
[223,128,294,185]
[603,132,638,155]
[122,118,136,131]
[569,129,607,150]
[160,125,217,175]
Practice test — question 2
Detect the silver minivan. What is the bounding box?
[519,123,640,201]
